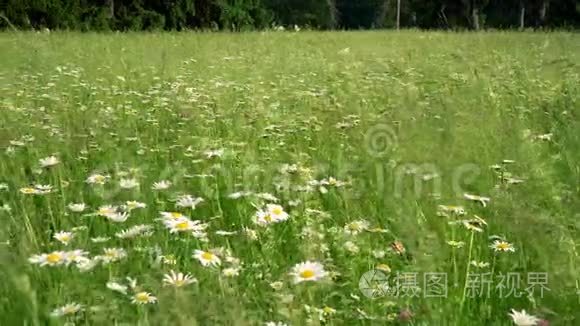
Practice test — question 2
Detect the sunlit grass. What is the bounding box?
[0,31,579,325]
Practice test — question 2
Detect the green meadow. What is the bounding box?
[0,31,579,325]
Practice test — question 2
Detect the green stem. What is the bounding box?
[460,231,475,310]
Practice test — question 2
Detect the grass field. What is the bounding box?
[0,31,579,325]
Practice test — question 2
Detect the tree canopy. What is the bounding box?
[1,0,579,31]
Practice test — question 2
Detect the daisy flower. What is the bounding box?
[115,224,153,239]
[193,249,221,267]
[280,163,299,174]
[463,193,491,207]
[65,250,90,265]
[91,236,110,243]
[67,203,86,212]
[372,250,386,258]
[204,149,224,159]
[215,230,237,236]
[159,255,177,265]
[462,218,485,232]
[159,211,187,220]
[490,240,515,253]
[19,187,40,195]
[322,306,337,316]
[344,241,360,254]
[270,281,284,290]
[29,251,67,266]
[53,231,74,245]
[50,303,83,317]
[256,193,279,202]
[131,292,157,305]
[266,204,288,221]
[437,205,466,217]
[97,205,117,217]
[376,264,391,273]
[326,176,345,187]
[243,227,258,240]
[39,156,60,168]
[470,261,490,268]
[163,218,207,234]
[288,199,301,207]
[99,248,127,264]
[176,194,204,209]
[344,219,370,235]
[106,281,128,294]
[222,267,240,277]
[125,201,146,211]
[254,205,289,226]
[228,191,252,199]
[76,258,99,272]
[152,180,172,190]
[290,261,326,284]
[447,240,465,248]
[106,211,129,223]
[254,209,276,226]
[86,173,110,185]
[163,270,198,287]
[119,178,139,189]
[34,184,53,194]
[534,133,552,141]
[508,309,539,326]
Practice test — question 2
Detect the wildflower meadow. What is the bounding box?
[0,31,579,325]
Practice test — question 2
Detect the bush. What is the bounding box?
[141,10,165,31]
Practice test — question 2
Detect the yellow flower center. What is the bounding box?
[21,187,36,194]
[174,279,185,287]
[272,207,283,215]
[62,306,77,314]
[59,235,70,241]
[264,214,273,222]
[201,252,214,261]
[171,212,182,218]
[299,269,315,279]
[348,223,361,230]
[47,252,61,263]
[135,292,149,302]
[323,306,334,314]
[497,242,510,250]
[176,221,189,230]
[94,175,105,182]
[376,264,391,272]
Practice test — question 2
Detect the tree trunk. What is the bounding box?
[471,7,479,30]
[518,0,525,30]
[396,0,401,30]
[538,0,549,27]
[108,0,114,18]
[326,0,338,29]
[439,4,449,29]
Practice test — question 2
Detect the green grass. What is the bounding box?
[0,31,579,325]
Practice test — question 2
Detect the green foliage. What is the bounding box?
[141,9,165,31]
[1,0,578,30]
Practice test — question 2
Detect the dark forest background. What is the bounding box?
[1,0,579,31]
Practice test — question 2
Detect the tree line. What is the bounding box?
[1,0,579,31]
